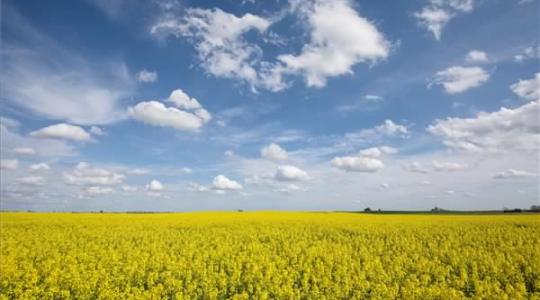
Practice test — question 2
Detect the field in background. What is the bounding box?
[1,212,539,299]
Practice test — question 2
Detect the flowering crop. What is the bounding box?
[1,212,539,299]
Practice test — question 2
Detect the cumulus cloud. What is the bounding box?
[151,7,272,90]
[415,0,474,40]
[167,89,203,110]
[136,69,158,83]
[274,165,309,181]
[278,0,390,87]
[510,73,540,101]
[129,101,210,131]
[13,147,36,155]
[17,176,46,186]
[30,123,92,142]
[261,143,288,161]
[129,88,212,131]
[493,169,537,179]
[1,159,19,170]
[432,161,468,171]
[466,50,488,63]
[146,179,164,191]
[428,100,540,153]
[332,146,395,172]
[212,175,243,190]
[29,163,50,172]
[374,120,409,137]
[64,162,125,186]
[432,66,490,94]
[332,156,384,172]
[1,120,75,157]
[358,146,397,158]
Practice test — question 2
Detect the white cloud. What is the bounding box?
[1,10,132,125]
[30,123,92,142]
[331,156,384,172]
[167,89,203,110]
[358,146,397,158]
[374,120,409,136]
[212,175,243,190]
[129,101,210,131]
[275,183,306,193]
[493,169,537,179]
[136,69,158,83]
[331,145,393,173]
[466,50,488,63]
[64,162,125,186]
[344,120,409,146]
[13,147,36,155]
[224,150,235,158]
[514,46,539,62]
[182,167,193,174]
[84,186,114,195]
[130,89,211,131]
[126,168,149,175]
[152,8,271,90]
[146,179,164,191]
[433,66,490,94]
[187,182,209,192]
[414,7,453,40]
[510,73,540,101]
[261,143,288,161]
[274,165,309,181]
[403,161,430,174]
[428,100,540,153]
[1,121,75,158]
[278,0,390,87]
[415,0,474,40]
[17,176,45,186]
[432,161,468,171]
[90,126,106,136]
[1,159,19,170]
[29,163,50,172]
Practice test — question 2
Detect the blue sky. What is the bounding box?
[1,0,539,211]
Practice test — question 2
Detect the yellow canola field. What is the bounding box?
[1,212,539,299]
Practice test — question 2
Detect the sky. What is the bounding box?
[1,0,539,212]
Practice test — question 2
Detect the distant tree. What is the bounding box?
[99,210,104,213]
[504,208,523,213]
[237,209,243,212]
[364,207,372,212]
[530,205,540,212]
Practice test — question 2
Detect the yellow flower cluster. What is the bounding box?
[1,212,539,299]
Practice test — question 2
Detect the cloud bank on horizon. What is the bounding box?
[1,0,538,211]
